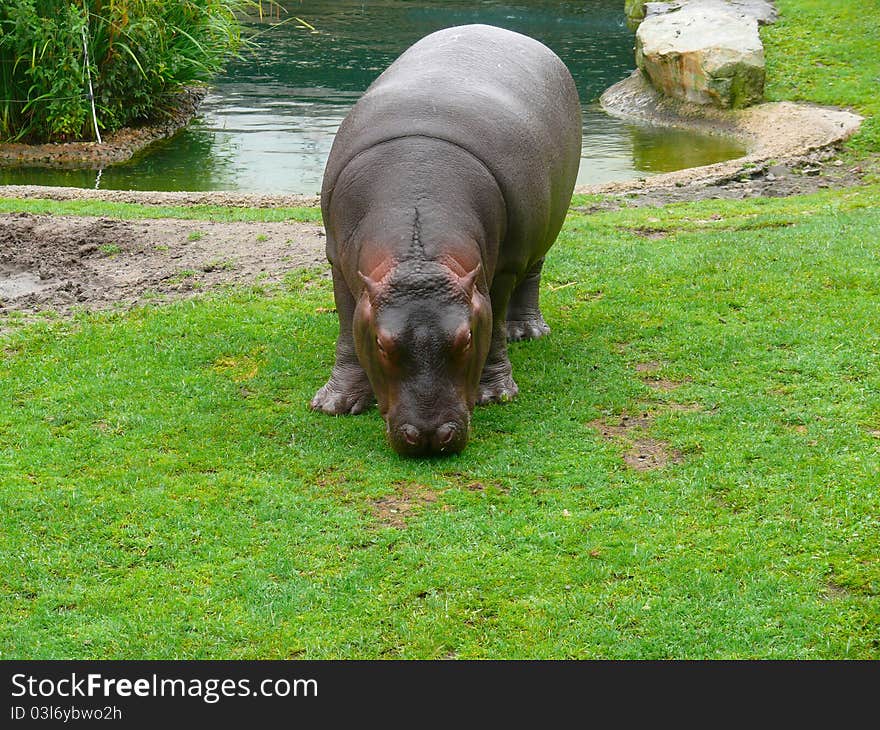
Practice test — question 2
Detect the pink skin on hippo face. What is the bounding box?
[353,261,491,456]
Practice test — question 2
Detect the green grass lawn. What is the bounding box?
[0,197,322,223]
[1,0,878,659]
[2,187,878,658]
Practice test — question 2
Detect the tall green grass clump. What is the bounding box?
[0,0,249,143]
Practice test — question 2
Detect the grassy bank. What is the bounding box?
[762,0,880,155]
[0,0,247,143]
[2,188,878,658]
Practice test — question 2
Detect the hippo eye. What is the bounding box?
[376,334,394,356]
[464,330,472,349]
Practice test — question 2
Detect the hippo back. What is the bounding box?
[321,24,582,271]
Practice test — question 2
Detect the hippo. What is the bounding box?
[310,24,582,456]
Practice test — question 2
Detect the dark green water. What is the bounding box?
[0,0,744,194]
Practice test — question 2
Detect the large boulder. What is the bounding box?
[644,1,778,26]
[635,3,766,108]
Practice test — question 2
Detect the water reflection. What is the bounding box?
[0,0,744,193]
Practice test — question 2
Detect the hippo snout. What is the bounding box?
[389,419,468,456]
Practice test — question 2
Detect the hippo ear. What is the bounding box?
[357,270,383,303]
[458,263,481,298]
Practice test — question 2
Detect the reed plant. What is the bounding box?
[0,0,250,143]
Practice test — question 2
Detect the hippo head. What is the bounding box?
[353,258,491,456]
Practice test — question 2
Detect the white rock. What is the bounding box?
[635,3,766,108]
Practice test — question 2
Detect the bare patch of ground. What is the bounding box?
[822,581,851,600]
[589,360,705,469]
[462,480,510,494]
[628,227,670,240]
[623,439,683,470]
[0,212,327,319]
[0,186,321,210]
[633,362,692,392]
[589,409,687,471]
[589,413,654,440]
[643,377,688,391]
[370,483,439,529]
[574,150,874,214]
[666,402,704,413]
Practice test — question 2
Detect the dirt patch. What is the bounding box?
[623,439,683,471]
[0,212,327,320]
[573,151,875,214]
[589,411,684,471]
[642,376,691,391]
[462,480,510,494]
[666,402,704,413]
[589,413,654,440]
[627,227,670,239]
[823,581,850,600]
[634,362,692,391]
[370,484,439,529]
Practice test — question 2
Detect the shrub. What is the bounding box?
[0,0,249,143]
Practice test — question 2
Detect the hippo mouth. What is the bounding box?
[385,414,471,456]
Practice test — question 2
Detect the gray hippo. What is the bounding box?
[310,24,582,455]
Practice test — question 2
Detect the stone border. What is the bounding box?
[0,86,208,169]
[581,69,864,195]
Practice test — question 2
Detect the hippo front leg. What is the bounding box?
[310,265,375,415]
[477,272,519,405]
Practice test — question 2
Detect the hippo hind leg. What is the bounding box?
[310,266,375,415]
[478,272,520,405]
[506,258,551,342]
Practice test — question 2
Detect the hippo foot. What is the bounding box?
[310,372,374,415]
[506,315,550,342]
[477,371,519,405]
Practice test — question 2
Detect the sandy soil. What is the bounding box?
[0,213,326,320]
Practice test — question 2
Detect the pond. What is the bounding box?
[0,0,745,194]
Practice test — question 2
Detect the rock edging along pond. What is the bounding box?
[0,87,207,169]
[596,69,863,194]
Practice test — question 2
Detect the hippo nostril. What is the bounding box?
[436,422,456,446]
[402,424,421,446]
